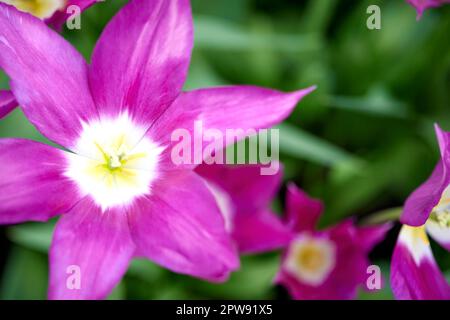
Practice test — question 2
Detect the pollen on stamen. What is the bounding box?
[284,235,336,286]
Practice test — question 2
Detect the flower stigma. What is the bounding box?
[285,235,336,286]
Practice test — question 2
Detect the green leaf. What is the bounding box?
[194,16,322,52]
[326,86,409,118]
[187,254,280,299]
[0,246,48,299]
[7,220,55,253]
[361,207,403,225]
[278,123,363,167]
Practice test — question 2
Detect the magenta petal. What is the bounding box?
[401,125,450,226]
[129,173,239,282]
[158,85,316,148]
[0,4,97,148]
[195,163,283,213]
[407,0,450,19]
[232,210,293,254]
[0,139,82,224]
[286,183,323,232]
[391,226,450,300]
[0,90,17,119]
[49,198,135,300]
[196,163,292,253]
[89,0,193,127]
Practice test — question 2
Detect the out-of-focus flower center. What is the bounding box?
[65,114,163,210]
[284,235,336,286]
[1,0,65,19]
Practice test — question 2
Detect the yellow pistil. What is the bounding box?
[285,235,336,286]
[296,243,327,272]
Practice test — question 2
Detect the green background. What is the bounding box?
[0,0,449,299]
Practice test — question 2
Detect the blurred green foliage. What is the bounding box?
[0,0,449,299]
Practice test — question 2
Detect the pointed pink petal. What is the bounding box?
[0,139,82,224]
[426,220,450,251]
[195,163,283,213]
[285,183,323,232]
[401,125,450,226]
[391,225,450,300]
[232,210,293,254]
[0,90,17,119]
[128,173,239,282]
[0,4,97,148]
[49,198,135,300]
[153,86,315,148]
[89,0,193,128]
[356,223,392,252]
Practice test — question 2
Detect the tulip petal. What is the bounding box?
[128,172,239,282]
[0,4,98,148]
[0,138,82,224]
[426,220,450,251]
[391,225,450,300]
[0,89,17,119]
[356,223,392,252]
[195,163,283,213]
[232,210,292,253]
[407,0,450,19]
[89,0,193,128]
[49,197,135,300]
[152,86,315,147]
[401,125,450,226]
[195,163,292,253]
[285,183,323,232]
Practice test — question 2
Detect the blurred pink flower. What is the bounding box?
[275,184,390,300]
[0,0,314,299]
[202,169,390,300]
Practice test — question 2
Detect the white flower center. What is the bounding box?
[284,235,336,286]
[398,225,431,264]
[1,0,66,19]
[65,114,164,210]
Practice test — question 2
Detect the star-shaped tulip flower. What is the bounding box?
[275,185,390,300]
[391,125,450,299]
[0,0,314,299]
[201,172,390,300]
[0,0,99,119]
